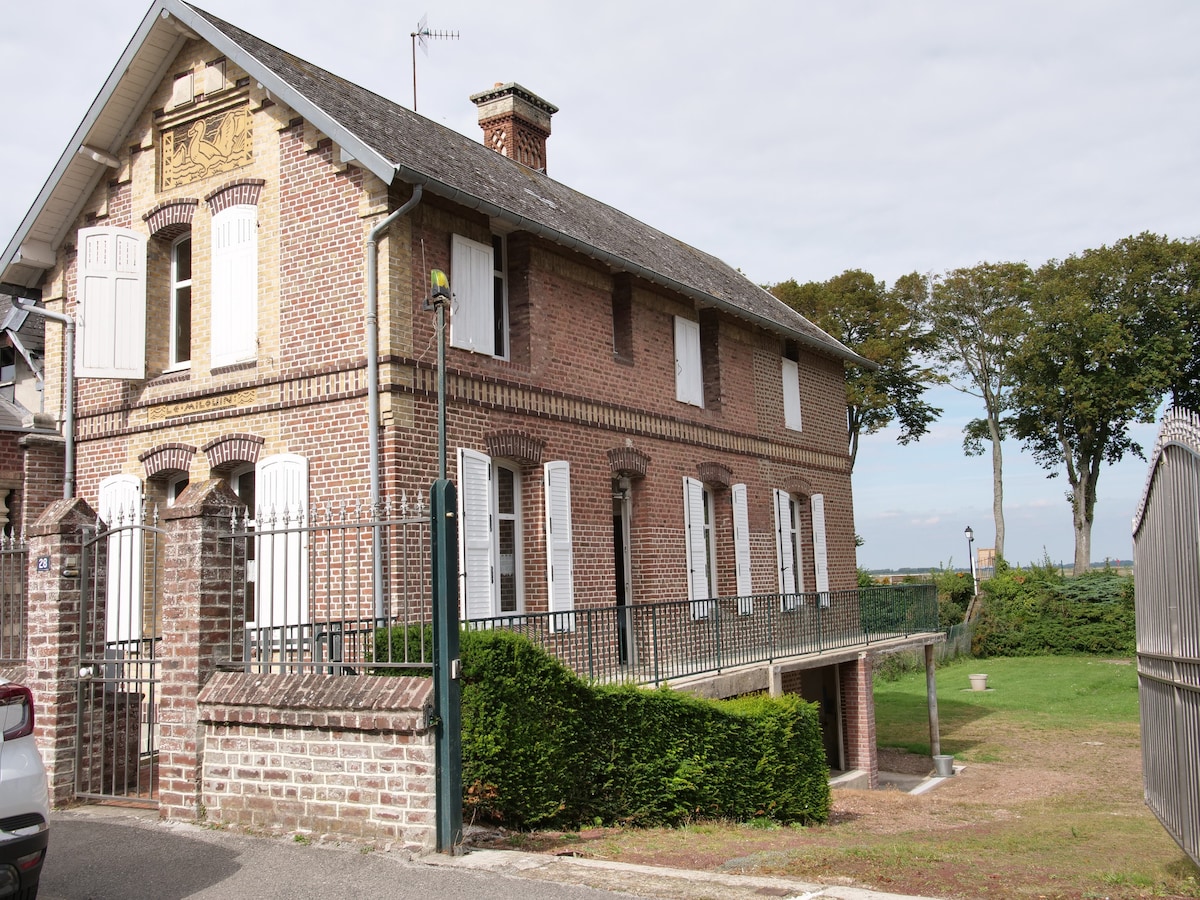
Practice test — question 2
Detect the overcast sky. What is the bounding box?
[2,1,1194,570]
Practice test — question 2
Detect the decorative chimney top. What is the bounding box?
[470,82,558,173]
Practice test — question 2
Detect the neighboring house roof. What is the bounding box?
[0,0,868,367]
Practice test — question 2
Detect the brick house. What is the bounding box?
[0,1,932,833]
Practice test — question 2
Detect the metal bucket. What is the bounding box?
[933,754,955,777]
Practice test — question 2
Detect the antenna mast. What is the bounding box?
[411,15,459,113]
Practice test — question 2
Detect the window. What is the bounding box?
[782,356,803,431]
[683,477,717,617]
[450,233,507,358]
[674,316,703,407]
[211,204,258,368]
[76,227,147,379]
[169,233,192,369]
[98,475,144,644]
[544,461,575,632]
[773,488,804,608]
[458,448,524,619]
[166,474,189,507]
[0,347,15,403]
[730,484,753,612]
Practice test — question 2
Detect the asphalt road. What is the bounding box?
[38,808,630,900]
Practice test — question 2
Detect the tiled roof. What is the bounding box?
[188,6,861,365]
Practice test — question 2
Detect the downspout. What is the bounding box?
[10,297,74,499]
[365,184,423,619]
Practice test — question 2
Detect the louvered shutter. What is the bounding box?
[254,454,308,629]
[731,484,753,613]
[450,234,495,355]
[458,448,495,619]
[811,493,830,600]
[77,227,147,379]
[674,317,703,407]
[773,489,796,596]
[544,461,575,632]
[683,477,712,618]
[211,205,258,368]
[782,357,802,431]
[98,475,143,643]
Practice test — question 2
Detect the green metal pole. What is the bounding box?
[431,478,461,852]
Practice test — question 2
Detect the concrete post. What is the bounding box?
[157,479,244,822]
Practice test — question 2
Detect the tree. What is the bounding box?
[1009,234,1178,573]
[920,262,1032,561]
[769,270,940,471]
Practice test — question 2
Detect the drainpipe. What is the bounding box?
[365,184,423,619]
[11,296,74,500]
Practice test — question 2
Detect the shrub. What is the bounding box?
[971,562,1134,658]
[458,629,830,829]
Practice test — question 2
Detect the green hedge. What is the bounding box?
[971,562,1135,658]
[458,628,830,829]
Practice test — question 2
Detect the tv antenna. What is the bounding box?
[411,15,459,113]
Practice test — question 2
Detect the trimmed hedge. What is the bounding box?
[971,562,1135,658]
[458,628,830,829]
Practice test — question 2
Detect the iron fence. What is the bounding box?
[222,497,433,673]
[467,584,938,686]
[0,535,27,666]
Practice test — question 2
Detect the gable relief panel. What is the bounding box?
[158,90,253,191]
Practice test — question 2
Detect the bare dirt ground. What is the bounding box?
[471,714,1199,899]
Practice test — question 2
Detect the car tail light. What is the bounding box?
[0,684,34,741]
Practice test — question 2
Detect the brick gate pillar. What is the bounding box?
[27,496,97,806]
[157,479,244,822]
[840,652,879,789]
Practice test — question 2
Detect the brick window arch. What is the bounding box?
[139,443,197,479]
[143,199,199,240]
[205,178,266,214]
[203,433,264,473]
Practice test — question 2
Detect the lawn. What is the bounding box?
[486,656,1200,900]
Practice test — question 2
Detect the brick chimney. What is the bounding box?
[470,82,558,173]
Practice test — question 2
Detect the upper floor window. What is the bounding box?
[674,316,703,407]
[0,347,15,403]
[211,204,258,368]
[450,233,508,359]
[169,233,192,369]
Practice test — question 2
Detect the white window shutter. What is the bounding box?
[782,357,803,431]
[254,453,308,628]
[811,493,830,596]
[98,475,143,643]
[544,461,575,632]
[450,234,495,355]
[683,477,711,614]
[674,316,703,407]
[458,448,495,619]
[77,227,147,379]
[773,488,796,596]
[211,205,258,368]
[731,484,753,613]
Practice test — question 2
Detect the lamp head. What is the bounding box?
[965,525,974,542]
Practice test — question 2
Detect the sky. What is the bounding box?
[1,1,1194,571]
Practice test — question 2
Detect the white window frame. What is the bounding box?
[211,204,258,368]
[169,232,192,370]
[731,483,753,613]
[458,448,526,620]
[450,234,500,357]
[683,477,717,618]
[98,474,144,645]
[544,461,575,632]
[674,316,703,407]
[76,226,147,380]
[782,357,803,431]
[773,488,805,609]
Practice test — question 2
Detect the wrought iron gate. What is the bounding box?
[75,513,163,804]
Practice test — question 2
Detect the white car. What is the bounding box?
[0,681,47,899]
